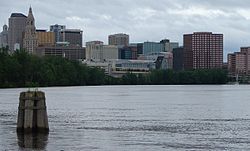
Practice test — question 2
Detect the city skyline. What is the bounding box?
[1,1,250,58]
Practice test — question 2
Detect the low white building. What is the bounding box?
[103,45,119,61]
[84,59,156,77]
[138,52,173,69]
[86,41,119,62]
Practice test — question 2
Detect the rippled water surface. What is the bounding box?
[1,85,250,150]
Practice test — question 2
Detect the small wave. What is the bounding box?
[161,142,229,150]
[210,137,250,144]
[84,108,135,111]
[0,113,15,117]
[81,119,160,122]
[188,118,250,122]
[76,125,207,133]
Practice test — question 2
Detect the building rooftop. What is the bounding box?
[50,24,66,27]
[109,33,129,37]
[61,29,83,33]
[36,29,47,32]
[86,41,104,45]
[10,13,27,18]
[193,32,213,34]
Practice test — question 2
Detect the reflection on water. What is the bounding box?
[17,133,48,149]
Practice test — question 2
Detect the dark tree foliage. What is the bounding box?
[121,69,228,85]
[0,47,228,88]
[0,48,105,88]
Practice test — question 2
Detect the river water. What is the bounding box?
[1,85,250,150]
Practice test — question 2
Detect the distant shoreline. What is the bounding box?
[0,49,230,88]
[0,83,245,90]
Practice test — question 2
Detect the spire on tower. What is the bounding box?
[29,6,32,14]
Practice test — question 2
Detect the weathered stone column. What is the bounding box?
[17,91,49,133]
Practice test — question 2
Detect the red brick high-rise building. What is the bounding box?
[183,32,223,70]
[228,47,250,76]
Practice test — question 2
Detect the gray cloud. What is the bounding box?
[1,0,250,60]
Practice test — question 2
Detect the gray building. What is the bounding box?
[173,47,184,71]
[108,33,129,47]
[170,42,179,52]
[59,29,83,47]
[50,24,66,42]
[35,46,85,61]
[160,39,179,52]
[8,13,27,52]
[143,42,164,55]
[0,25,8,48]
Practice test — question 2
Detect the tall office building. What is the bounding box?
[160,39,179,52]
[103,45,119,61]
[228,47,250,76]
[86,41,104,62]
[228,52,245,76]
[0,25,8,48]
[50,24,66,42]
[183,32,223,70]
[173,47,184,71]
[108,33,129,47]
[170,42,179,52]
[137,43,143,55]
[35,46,85,61]
[59,29,83,47]
[160,39,170,52]
[8,13,27,51]
[36,30,55,46]
[23,7,38,54]
[143,41,164,55]
[86,41,118,62]
[119,46,138,60]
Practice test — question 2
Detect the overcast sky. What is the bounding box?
[1,0,250,59]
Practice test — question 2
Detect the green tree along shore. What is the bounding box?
[0,48,228,88]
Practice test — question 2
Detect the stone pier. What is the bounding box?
[17,91,49,133]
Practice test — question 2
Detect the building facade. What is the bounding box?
[0,25,8,48]
[138,43,144,56]
[36,30,55,47]
[59,29,83,47]
[113,60,155,75]
[50,24,66,42]
[183,32,223,70]
[173,47,184,71]
[86,41,118,62]
[23,7,38,54]
[119,46,137,60]
[108,33,129,47]
[103,45,119,61]
[86,41,104,62]
[228,47,250,76]
[35,46,85,61]
[170,42,179,52]
[143,42,164,55]
[8,13,27,51]
[160,39,179,52]
[240,47,250,75]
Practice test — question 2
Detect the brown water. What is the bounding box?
[1,85,250,150]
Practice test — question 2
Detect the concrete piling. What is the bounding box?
[17,132,48,149]
[17,91,49,133]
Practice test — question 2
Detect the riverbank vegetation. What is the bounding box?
[0,48,228,88]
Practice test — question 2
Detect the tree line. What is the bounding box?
[0,48,228,88]
[119,69,228,85]
[0,48,105,88]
